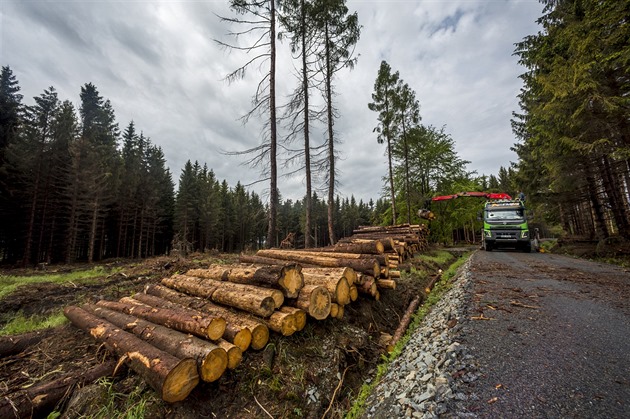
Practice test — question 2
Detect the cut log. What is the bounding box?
[301,241,384,254]
[301,266,357,287]
[425,272,442,294]
[279,306,306,331]
[264,311,297,336]
[302,272,350,306]
[64,306,199,403]
[338,237,396,252]
[264,248,389,266]
[0,328,56,357]
[95,299,225,341]
[186,263,304,299]
[253,250,380,277]
[131,293,252,351]
[333,240,384,254]
[377,279,397,290]
[145,284,269,350]
[162,274,276,317]
[330,303,339,318]
[388,296,422,352]
[349,285,358,302]
[0,358,117,419]
[288,284,331,320]
[389,270,401,279]
[380,266,390,278]
[335,303,345,319]
[84,304,227,382]
[358,277,378,298]
[218,339,243,369]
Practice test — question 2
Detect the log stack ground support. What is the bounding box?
[62,224,429,404]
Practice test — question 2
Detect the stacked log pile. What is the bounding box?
[62,224,430,403]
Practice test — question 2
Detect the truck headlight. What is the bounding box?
[521,230,529,239]
[484,230,491,237]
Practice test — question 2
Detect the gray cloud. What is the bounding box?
[2,0,542,203]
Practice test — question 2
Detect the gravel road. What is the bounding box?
[363,250,630,418]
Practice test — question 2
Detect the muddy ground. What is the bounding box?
[0,250,461,418]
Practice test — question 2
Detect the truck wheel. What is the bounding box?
[522,242,532,253]
[484,242,493,251]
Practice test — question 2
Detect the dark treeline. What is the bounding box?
[512,0,630,240]
[0,68,380,265]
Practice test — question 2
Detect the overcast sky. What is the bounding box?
[1,0,543,203]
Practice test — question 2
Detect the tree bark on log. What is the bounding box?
[279,306,306,331]
[388,295,422,352]
[218,339,243,369]
[186,263,304,299]
[162,274,276,317]
[338,237,396,252]
[252,250,380,277]
[63,306,199,403]
[144,284,269,350]
[424,273,441,294]
[262,248,389,266]
[95,299,225,341]
[358,277,378,298]
[130,292,252,351]
[287,284,331,320]
[0,358,117,419]
[377,279,397,290]
[264,311,297,336]
[302,272,350,306]
[83,304,227,382]
[303,241,384,254]
[301,266,357,286]
[0,328,56,357]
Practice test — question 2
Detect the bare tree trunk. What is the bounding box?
[87,197,99,263]
[267,0,278,249]
[324,22,337,245]
[302,0,313,249]
[387,135,397,225]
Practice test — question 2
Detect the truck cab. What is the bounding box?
[482,200,531,252]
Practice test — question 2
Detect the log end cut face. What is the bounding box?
[310,286,331,320]
[206,318,227,341]
[249,324,270,351]
[279,267,305,299]
[201,348,228,382]
[162,358,199,403]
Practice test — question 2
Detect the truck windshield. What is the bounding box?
[485,209,524,221]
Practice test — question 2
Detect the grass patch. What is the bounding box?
[88,378,158,419]
[415,250,455,266]
[0,266,117,299]
[345,252,472,419]
[0,310,68,336]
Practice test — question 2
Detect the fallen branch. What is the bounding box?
[471,314,496,321]
[321,365,351,419]
[388,295,422,351]
[0,359,117,418]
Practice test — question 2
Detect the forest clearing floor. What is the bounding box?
[0,248,466,418]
